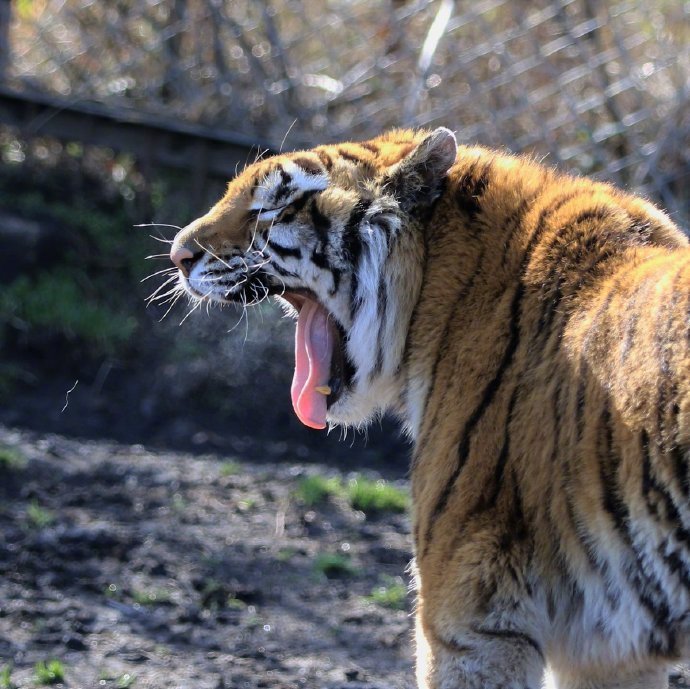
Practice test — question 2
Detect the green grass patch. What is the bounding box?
[219,460,241,477]
[0,445,26,472]
[131,587,171,606]
[276,547,297,562]
[116,673,136,688]
[295,474,343,506]
[226,595,247,611]
[367,575,407,610]
[33,659,65,685]
[26,501,55,530]
[0,664,14,689]
[346,477,408,514]
[313,552,356,579]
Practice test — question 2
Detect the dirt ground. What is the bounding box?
[0,424,415,689]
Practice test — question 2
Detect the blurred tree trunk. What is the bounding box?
[0,0,10,82]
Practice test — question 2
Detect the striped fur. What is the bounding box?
[170,128,690,688]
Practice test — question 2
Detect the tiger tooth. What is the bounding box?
[315,385,331,395]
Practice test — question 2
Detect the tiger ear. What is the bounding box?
[386,127,457,214]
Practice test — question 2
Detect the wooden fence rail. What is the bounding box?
[0,85,270,208]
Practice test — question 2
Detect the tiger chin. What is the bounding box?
[169,127,690,689]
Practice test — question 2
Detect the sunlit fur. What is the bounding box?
[170,127,690,688]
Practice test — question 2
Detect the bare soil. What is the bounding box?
[0,424,414,689]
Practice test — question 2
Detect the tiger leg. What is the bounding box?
[414,609,545,689]
[552,666,669,689]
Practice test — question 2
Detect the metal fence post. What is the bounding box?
[0,0,10,83]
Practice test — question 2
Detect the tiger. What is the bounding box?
[168,126,690,689]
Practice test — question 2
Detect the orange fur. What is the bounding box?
[171,128,690,688]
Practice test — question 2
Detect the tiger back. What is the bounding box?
[169,127,690,689]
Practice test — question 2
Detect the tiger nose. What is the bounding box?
[170,245,196,277]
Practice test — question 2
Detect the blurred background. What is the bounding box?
[0,2,689,688]
[0,0,688,460]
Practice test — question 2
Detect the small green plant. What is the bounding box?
[0,664,15,689]
[0,445,26,472]
[226,595,247,611]
[276,547,297,562]
[116,673,136,688]
[367,576,407,610]
[33,659,65,685]
[313,552,356,579]
[295,475,343,506]
[131,587,171,606]
[199,579,232,610]
[346,477,408,514]
[219,460,241,477]
[26,501,55,529]
[237,498,256,512]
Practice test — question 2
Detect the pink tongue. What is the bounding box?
[291,299,333,429]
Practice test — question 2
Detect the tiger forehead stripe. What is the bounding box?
[249,159,329,211]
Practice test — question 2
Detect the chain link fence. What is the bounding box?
[2,0,689,224]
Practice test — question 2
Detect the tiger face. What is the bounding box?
[170,128,457,430]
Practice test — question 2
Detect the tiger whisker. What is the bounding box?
[134,223,184,231]
[152,291,183,308]
[157,290,185,322]
[146,286,182,306]
[140,267,177,283]
[148,235,175,245]
[178,291,210,326]
[194,239,235,272]
[145,274,179,302]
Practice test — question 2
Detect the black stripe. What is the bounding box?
[271,263,298,278]
[317,150,333,169]
[291,156,323,175]
[469,624,543,660]
[598,400,629,536]
[599,405,676,635]
[500,188,578,269]
[359,142,379,154]
[655,261,689,497]
[371,274,387,379]
[310,200,331,244]
[455,160,492,220]
[641,431,690,589]
[422,282,525,555]
[273,164,294,203]
[338,147,365,164]
[470,387,519,515]
[562,459,620,607]
[412,247,485,468]
[342,200,372,320]
[571,207,611,226]
[329,268,341,296]
[267,240,301,260]
[279,189,318,223]
[310,248,330,270]
[500,197,532,267]
[499,468,530,552]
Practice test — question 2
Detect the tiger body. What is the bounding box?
[169,127,690,688]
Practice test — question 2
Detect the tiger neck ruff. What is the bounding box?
[170,127,690,689]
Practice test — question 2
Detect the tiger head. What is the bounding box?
[169,127,457,430]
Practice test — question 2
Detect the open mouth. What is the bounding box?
[179,264,354,430]
[280,292,354,430]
